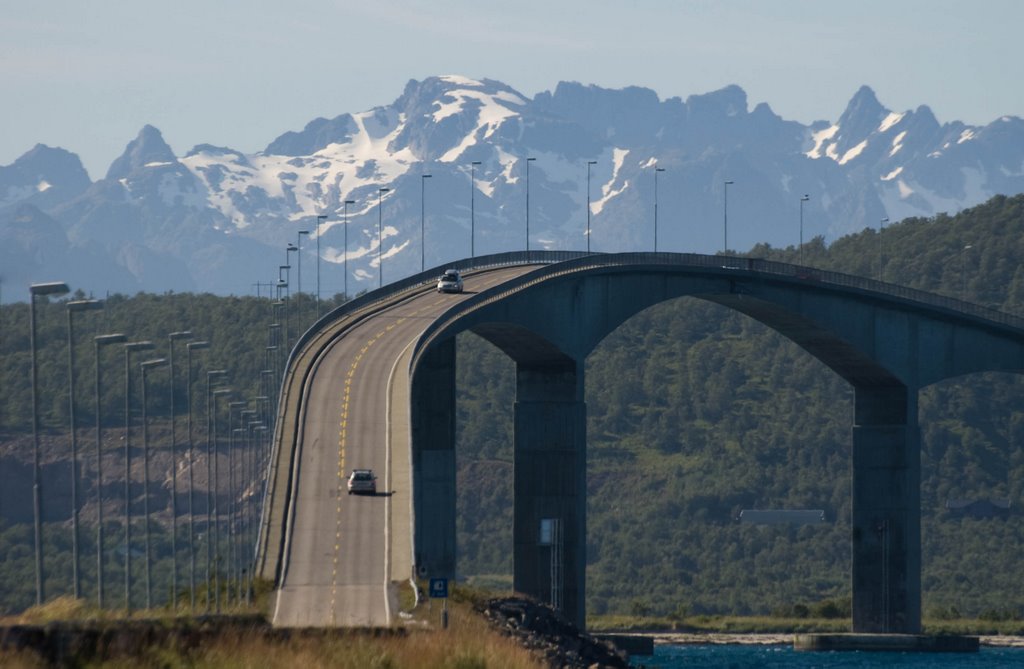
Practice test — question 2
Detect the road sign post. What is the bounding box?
[429,577,449,629]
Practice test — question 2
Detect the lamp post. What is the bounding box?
[343,200,355,301]
[166,330,192,608]
[654,167,665,253]
[204,370,227,611]
[140,357,168,609]
[93,332,125,608]
[378,187,390,289]
[239,408,257,600]
[185,340,209,611]
[799,194,810,265]
[470,161,481,259]
[122,340,154,612]
[879,217,889,281]
[587,161,597,253]
[66,298,103,600]
[421,173,432,273]
[211,387,232,613]
[962,244,973,300]
[29,281,70,605]
[526,157,536,252]
[277,269,289,354]
[297,230,309,328]
[723,180,734,253]
[315,215,327,318]
[227,400,247,602]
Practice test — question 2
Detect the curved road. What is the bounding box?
[273,266,537,627]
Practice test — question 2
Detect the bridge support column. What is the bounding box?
[851,385,921,633]
[411,338,456,581]
[513,361,586,628]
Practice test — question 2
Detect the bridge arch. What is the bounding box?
[409,253,1024,632]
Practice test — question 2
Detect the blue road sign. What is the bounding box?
[429,577,449,599]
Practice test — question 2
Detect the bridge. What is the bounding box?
[255,251,1024,632]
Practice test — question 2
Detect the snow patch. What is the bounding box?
[839,140,868,165]
[144,161,173,168]
[591,148,630,216]
[878,112,904,133]
[881,167,904,181]
[805,125,839,159]
[897,180,914,199]
[439,74,484,88]
[37,180,53,192]
[890,131,907,157]
[958,129,976,144]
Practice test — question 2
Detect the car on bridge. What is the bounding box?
[347,469,377,495]
[436,269,464,293]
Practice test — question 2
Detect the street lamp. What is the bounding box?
[227,400,247,602]
[654,167,666,253]
[799,194,810,265]
[314,215,327,318]
[378,187,390,289]
[470,161,481,259]
[185,340,210,611]
[167,330,192,608]
[586,161,597,253]
[122,340,154,612]
[210,387,232,613]
[421,173,432,273]
[29,281,70,605]
[66,298,103,600]
[879,217,889,281]
[296,230,309,299]
[723,180,735,253]
[140,357,168,609]
[962,244,973,300]
[204,370,227,611]
[343,200,355,301]
[526,157,536,252]
[93,332,125,608]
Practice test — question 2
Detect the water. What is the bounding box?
[641,644,1024,668]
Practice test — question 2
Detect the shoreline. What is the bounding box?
[614,632,1024,648]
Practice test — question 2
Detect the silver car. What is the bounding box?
[436,269,464,293]
[347,469,377,495]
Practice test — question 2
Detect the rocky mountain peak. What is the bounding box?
[105,125,178,180]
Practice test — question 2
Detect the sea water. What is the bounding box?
[641,644,1024,668]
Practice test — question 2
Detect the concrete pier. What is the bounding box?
[795,633,978,652]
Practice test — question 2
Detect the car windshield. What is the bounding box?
[443,271,459,280]
[353,472,373,481]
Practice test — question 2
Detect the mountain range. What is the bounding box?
[3,75,1023,297]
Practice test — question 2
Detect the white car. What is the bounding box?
[347,469,377,495]
[436,269,464,293]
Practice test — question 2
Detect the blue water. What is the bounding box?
[642,644,1024,668]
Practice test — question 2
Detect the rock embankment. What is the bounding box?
[478,596,630,668]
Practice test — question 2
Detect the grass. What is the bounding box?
[0,585,546,669]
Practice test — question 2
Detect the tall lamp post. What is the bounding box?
[185,340,210,611]
[226,400,247,602]
[586,161,597,253]
[378,187,390,289]
[723,180,734,253]
[315,215,327,318]
[204,371,227,611]
[94,332,125,608]
[421,173,432,273]
[29,281,70,605]
[654,167,665,252]
[799,194,810,265]
[343,200,355,301]
[167,330,192,608]
[210,387,232,613]
[525,157,536,252]
[297,230,309,327]
[122,340,154,612]
[879,217,889,281]
[140,357,167,609]
[470,161,481,259]
[66,298,103,600]
[961,244,973,300]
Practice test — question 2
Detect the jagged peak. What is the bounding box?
[105,125,178,180]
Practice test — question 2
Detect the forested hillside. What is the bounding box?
[2,195,1024,619]
[454,194,1024,620]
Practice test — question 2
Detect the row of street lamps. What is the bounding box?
[27,281,272,613]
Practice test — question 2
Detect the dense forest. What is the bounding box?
[3,194,1024,619]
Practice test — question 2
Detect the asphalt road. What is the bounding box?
[272,266,535,627]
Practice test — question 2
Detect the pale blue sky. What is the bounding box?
[3,0,1022,179]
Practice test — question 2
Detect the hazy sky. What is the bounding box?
[4,0,1022,179]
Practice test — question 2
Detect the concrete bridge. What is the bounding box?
[256,251,1024,632]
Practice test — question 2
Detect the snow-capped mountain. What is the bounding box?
[3,75,1023,297]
